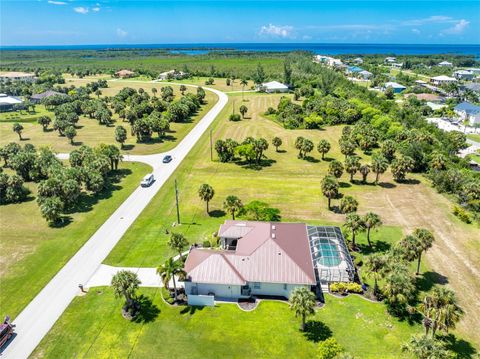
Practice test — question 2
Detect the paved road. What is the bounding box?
[2,85,227,359]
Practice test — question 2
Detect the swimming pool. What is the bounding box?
[314,239,342,267]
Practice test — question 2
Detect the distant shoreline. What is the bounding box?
[1,43,480,56]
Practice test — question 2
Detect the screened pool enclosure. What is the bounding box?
[307,226,355,283]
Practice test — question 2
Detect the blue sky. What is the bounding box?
[1,1,479,45]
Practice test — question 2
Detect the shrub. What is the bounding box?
[453,205,471,223]
[202,240,211,248]
[264,107,277,115]
[329,282,363,294]
[317,338,343,359]
[229,113,241,121]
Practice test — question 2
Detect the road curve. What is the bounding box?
[2,85,228,359]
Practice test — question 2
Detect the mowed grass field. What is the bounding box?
[168,76,256,92]
[0,79,218,155]
[104,90,479,347]
[0,162,151,318]
[32,287,420,359]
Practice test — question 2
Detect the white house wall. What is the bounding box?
[249,282,309,298]
[186,282,242,298]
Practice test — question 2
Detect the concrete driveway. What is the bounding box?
[2,85,227,359]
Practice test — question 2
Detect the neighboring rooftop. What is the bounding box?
[30,90,66,101]
[454,101,480,114]
[115,69,135,77]
[431,75,457,81]
[261,81,289,90]
[384,81,406,89]
[0,93,23,105]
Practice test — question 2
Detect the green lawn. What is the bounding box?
[0,105,52,123]
[0,81,218,155]
[32,287,421,358]
[0,162,151,318]
[466,133,480,143]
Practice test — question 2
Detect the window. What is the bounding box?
[283,284,287,290]
[253,282,261,289]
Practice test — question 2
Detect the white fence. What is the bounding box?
[187,294,215,307]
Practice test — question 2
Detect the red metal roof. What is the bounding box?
[184,221,316,286]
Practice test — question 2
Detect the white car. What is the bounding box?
[140,173,154,187]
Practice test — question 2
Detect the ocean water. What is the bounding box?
[1,43,480,56]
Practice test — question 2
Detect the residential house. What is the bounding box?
[158,70,187,80]
[353,57,363,64]
[30,90,67,104]
[464,83,480,93]
[115,69,135,78]
[430,75,457,86]
[259,81,289,93]
[454,102,480,125]
[358,70,373,80]
[384,57,397,64]
[384,81,407,93]
[314,55,344,68]
[0,72,36,83]
[346,66,363,75]
[438,61,453,67]
[453,70,475,81]
[0,94,23,112]
[184,220,354,305]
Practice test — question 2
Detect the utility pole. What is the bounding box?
[210,128,213,161]
[175,179,180,225]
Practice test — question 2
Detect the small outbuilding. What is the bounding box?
[259,81,289,93]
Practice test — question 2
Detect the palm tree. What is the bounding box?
[401,334,450,359]
[382,262,415,313]
[412,228,435,275]
[157,257,186,302]
[339,195,358,214]
[359,164,370,183]
[395,235,421,265]
[179,85,187,95]
[239,105,248,119]
[317,139,331,160]
[289,287,316,331]
[240,79,248,101]
[343,213,365,248]
[363,212,382,248]
[371,154,389,184]
[223,195,243,220]
[13,122,24,140]
[111,270,141,313]
[345,156,360,182]
[321,175,339,210]
[272,137,282,152]
[421,287,464,337]
[167,232,189,260]
[328,160,344,179]
[363,253,387,297]
[152,87,158,97]
[198,183,215,214]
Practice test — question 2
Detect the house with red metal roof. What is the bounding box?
[184,220,354,304]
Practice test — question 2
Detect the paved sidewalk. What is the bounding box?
[2,86,227,359]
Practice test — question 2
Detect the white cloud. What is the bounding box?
[412,28,421,34]
[92,7,100,12]
[73,7,89,14]
[116,28,128,38]
[259,24,294,38]
[402,15,453,26]
[48,1,67,5]
[443,19,470,34]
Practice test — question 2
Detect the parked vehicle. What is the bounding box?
[0,316,14,348]
[163,155,173,163]
[140,173,155,187]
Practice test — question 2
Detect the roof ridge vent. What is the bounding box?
[272,233,276,239]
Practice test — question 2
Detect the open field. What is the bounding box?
[1,50,285,78]
[0,162,151,318]
[168,76,256,92]
[32,287,423,359]
[0,80,218,155]
[467,133,480,142]
[104,89,479,347]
